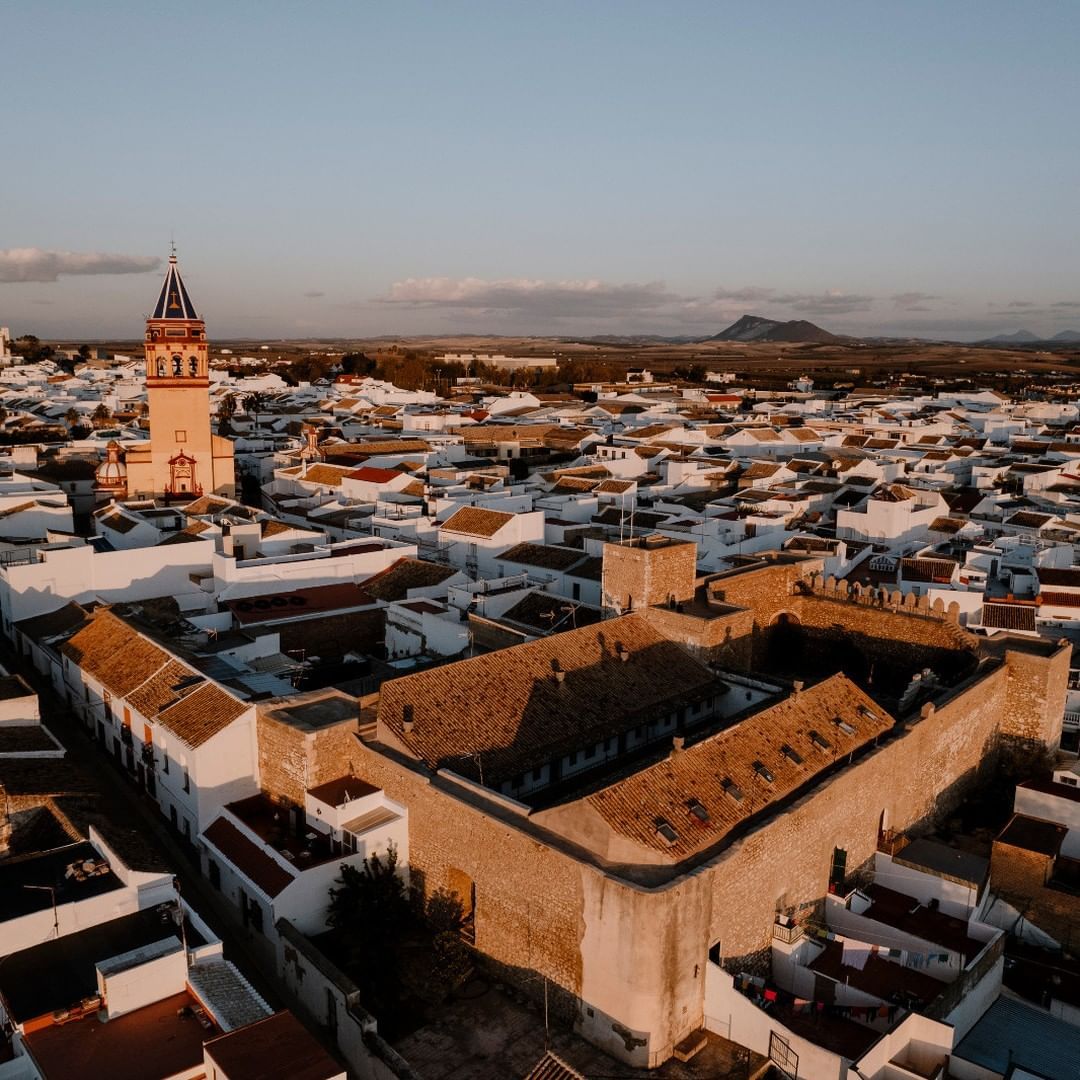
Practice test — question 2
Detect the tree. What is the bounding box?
[217,392,237,436]
[77,345,92,360]
[91,403,112,428]
[245,391,267,429]
[64,407,80,428]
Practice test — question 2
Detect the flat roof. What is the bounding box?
[262,691,358,731]
[0,907,188,1024]
[997,813,1067,857]
[860,883,984,962]
[24,991,211,1080]
[307,775,379,807]
[0,840,122,922]
[894,837,989,888]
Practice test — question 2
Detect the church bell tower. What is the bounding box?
[124,250,235,501]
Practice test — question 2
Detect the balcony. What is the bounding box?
[771,917,803,945]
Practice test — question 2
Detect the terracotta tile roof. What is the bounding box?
[981,603,1037,632]
[1037,567,1080,588]
[1038,591,1080,609]
[183,495,233,516]
[126,659,201,719]
[260,518,295,537]
[377,613,718,783]
[360,557,458,602]
[156,683,249,749]
[584,674,894,860]
[293,463,354,487]
[929,517,967,534]
[202,817,294,899]
[440,505,514,538]
[1005,511,1053,528]
[60,610,173,696]
[899,557,957,584]
[551,476,599,493]
[595,479,634,494]
[497,542,587,572]
[345,465,403,483]
[98,510,139,534]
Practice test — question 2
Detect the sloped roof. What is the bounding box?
[202,817,294,899]
[440,505,515,538]
[360,557,459,602]
[585,674,893,861]
[377,613,718,783]
[151,254,198,320]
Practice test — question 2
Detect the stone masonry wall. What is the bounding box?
[601,541,697,612]
[257,713,360,807]
[327,655,1021,1067]
[990,842,1079,945]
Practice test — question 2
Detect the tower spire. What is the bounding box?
[152,248,197,319]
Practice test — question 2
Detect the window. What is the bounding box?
[834,717,857,736]
[188,356,198,376]
[781,743,803,764]
[809,730,832,751]
[248,897,264,933]
[829,847,847,892]
[721,778,744,803]
[753,760,774,783]
[172,354,183,375]
[687,798,709,823]
[174,429,187,442]
[208,859,220,890]
[1061,775,1078,787]
[655,817,678,845]
[182,768,190,793]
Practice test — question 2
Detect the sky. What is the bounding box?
[2,1,1079,342]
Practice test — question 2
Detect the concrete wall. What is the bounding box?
[276,920,417,1080]
[1014,786,1080,857]
[703,961,844,1080]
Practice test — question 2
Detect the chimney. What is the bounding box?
[672,735,685,753]
[792,680,804,695]
[616,644,630,663]
[402,704,414,734]
[553,666,565,684]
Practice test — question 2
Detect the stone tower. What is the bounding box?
[124,251,235,500]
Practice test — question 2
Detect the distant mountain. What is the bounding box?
[1052,330,1080,342]
[983,329,1040,343]
[705,314,840,344]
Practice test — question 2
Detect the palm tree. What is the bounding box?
[91,403,112,428]
[245,391,267,430]
[64,407,80,429]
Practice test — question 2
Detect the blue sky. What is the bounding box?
[2,1,1078,340]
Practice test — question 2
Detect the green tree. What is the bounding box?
[64,407,80,428]
[77,344,93,360]
[91,403,112,428]
[217,392,237,436]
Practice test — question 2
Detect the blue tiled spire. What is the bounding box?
[151,251,198,320]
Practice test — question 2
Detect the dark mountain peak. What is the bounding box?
[707,314,840,344]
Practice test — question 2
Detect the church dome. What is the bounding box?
[95,440,128,491]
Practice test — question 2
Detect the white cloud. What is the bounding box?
[0,248,161,284]
[379,277,677,319]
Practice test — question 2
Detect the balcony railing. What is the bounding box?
[771,919,803,945]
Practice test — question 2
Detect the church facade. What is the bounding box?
[123,252,235,501]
